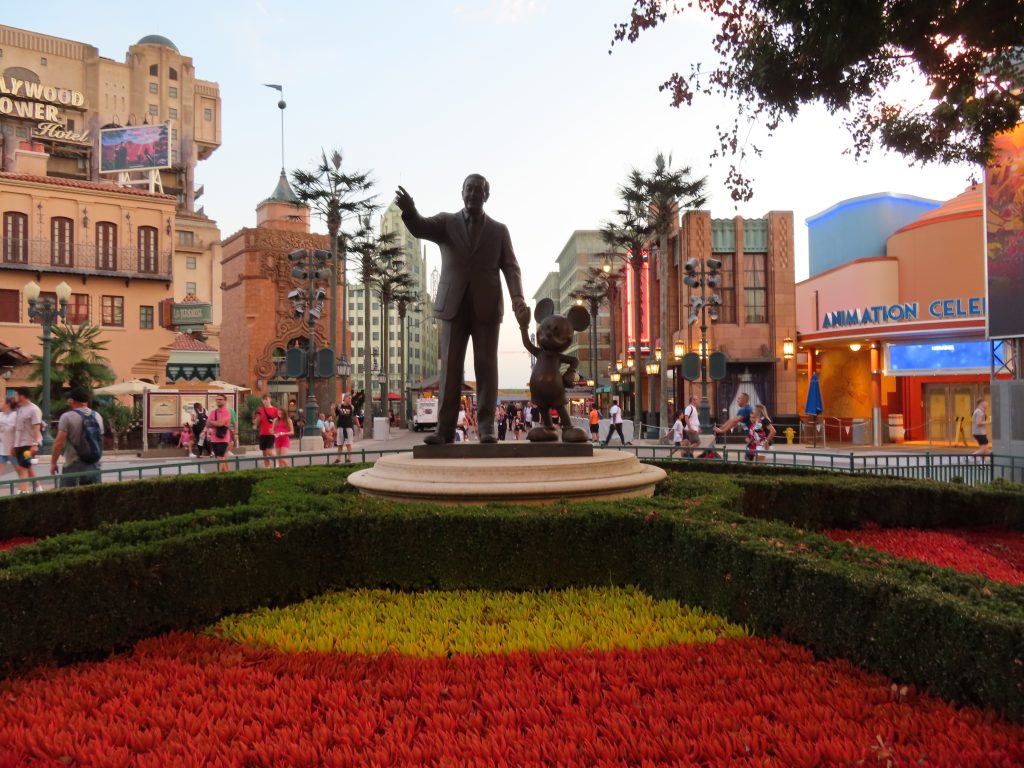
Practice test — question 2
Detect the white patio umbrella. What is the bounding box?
[93,379,158,396]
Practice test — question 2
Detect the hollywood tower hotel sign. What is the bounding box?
[0,74,90,143]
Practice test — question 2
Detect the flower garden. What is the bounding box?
[0,463,1022,766]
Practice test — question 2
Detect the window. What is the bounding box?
[3,212,28,264]
[185,282,197,296]
[39,57,47,66]
[171,128,177,140]
[138,226,158,273]
[148,104,158,116]
[171,150,178,163]
[66,118,75,131]
[149,64,158,76]
[169,67,178,81]
[168,107,177,119]
[101,296,124,327]
[169,86,178,98]
[139,306,154,329]
[204,108,213,121]
[715,253,736,324]
[14,126,27,139]
[96,222,117,270]
[372,316,379,326]
[148,82,158,94]
[51,217,74,267]
[177,230,194,246]
[0,289,18,323]
[372,332,380,341]
[743,253,768,324]
[67,294,89,324]
[186,255,196,269]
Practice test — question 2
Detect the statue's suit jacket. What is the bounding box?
[401,209,525,324]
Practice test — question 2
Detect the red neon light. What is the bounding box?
[623,251,650,355]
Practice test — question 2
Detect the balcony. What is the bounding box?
[0,239,173,281]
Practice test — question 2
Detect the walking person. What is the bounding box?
[683,395,701,457]
[206,394,233,472]
[601,398,628,446]
[971,398,992,457]
[715,392,756,461]
[49,387,104,487]
[253,393,279,468]
[11,387,43,494]
[589,402,601,443]
[191,403,208,457]
[752,404,776,462]
[274,411,293,468]
[0,398,18,485]
[333,394,356,464]
[669,411,685,457]
[497,405,508,441]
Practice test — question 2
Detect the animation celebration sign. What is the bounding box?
[985,123,1024,339]
[99,124,170,173]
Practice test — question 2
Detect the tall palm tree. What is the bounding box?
[291,149,375,400]
[395,295,422,429]
[348,216,403,438]
[646,152,707,431]
[602,169,654,424]
[30,322,114,405]
[373,246,418,425]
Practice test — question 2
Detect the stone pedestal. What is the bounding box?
[348,448,665,505]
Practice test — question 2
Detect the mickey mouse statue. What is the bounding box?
[519,298,591,442]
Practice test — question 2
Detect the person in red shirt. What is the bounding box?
[206,394,234,472]
[253,393,279,468]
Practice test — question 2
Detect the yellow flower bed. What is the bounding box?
[210,587,747,656]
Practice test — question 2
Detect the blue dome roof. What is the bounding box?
[136,35,179,52]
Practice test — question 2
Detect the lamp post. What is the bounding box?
[288,248,332,437]
[683,257,722,433]
[24,280,71,453]
[336,353,352,393]
[371,348,385,417]
[644,358,660,438]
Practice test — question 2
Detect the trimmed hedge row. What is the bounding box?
[737,473,1024,530]
[0,472,258,539]
[1,464,1022,719]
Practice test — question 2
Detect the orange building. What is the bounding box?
[795,188,990,445]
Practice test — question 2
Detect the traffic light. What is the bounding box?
[683,258,700,288]
[288,249,308,262]
[706,257,722,289]
[285,347,306,378]
[312,249,332,261]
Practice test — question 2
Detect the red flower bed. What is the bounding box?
[825,527,1024,585]
[0,537,35,552]
[0,633,1021,767]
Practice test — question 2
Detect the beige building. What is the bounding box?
[0,24,223,391]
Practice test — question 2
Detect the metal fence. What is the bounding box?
[1,444,1019,497]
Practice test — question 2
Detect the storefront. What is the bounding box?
[796,188,992,445]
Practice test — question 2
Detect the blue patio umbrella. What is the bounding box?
[805,372,824,447]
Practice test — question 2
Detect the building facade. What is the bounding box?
[796,188,993,445]
[0,25,223,391]
[553,230,614,385]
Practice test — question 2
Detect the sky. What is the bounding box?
[6,1,977,387]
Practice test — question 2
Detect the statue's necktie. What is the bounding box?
[467,215,480,247]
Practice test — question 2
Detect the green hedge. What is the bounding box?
[1,464,1022,719]
[737,473,1024,530]
[0,472,257,539]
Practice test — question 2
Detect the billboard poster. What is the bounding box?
[99,124,170,173]
[147,393,180,430]
[985,122,1024,339]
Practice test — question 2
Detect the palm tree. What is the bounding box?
[373,246,418,426]
[348,216,402,438]
[602,169,654,424]
[646,152,707,432]
[30,322,114,406]
[394,294,421,429]
[291,149,376,400]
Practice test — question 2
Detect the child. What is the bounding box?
[177,422,192,455]
[753,404,776,462]
[669,411,685,457]
[274,412,293,468]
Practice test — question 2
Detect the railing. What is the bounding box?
[0,238,172,279]
[3,444,1018,496]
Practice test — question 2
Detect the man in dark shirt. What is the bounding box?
[333,394,356,464]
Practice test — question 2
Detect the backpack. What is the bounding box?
[74,409,103,464]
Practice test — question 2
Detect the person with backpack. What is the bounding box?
[50,387,104,488]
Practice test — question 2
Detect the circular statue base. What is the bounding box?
[348,448,666,505]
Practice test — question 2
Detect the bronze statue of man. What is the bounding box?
[396,175,530,444]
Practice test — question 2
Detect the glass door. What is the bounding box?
[925,384,949,443]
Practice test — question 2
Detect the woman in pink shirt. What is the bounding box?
[274,412,293,468]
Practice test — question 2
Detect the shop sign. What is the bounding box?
[170,302,212,326]
[0,76,90,144]
[822,296,986,329]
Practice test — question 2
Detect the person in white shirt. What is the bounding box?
[0,397,16,480]
[601,398,628,446]
[683,395,702,456]
[456,406,467,442]
[12,387,43,493]
[971,398,991,456]
[669,411,685,457]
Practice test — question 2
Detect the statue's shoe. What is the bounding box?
[480,434,498,444]
[527,426,558,442]
[423,432,453,445]
[561,427,589,443]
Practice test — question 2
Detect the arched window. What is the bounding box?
[271,347,287,379]
[96,221,117,270]
[138,226,158,273]
[149,64,158,76]
[3,212,28,264]
[51,217,74,267]
[169,67,178,81]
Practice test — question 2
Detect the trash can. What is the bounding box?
[851,418,869,445]
[373,416,390,440]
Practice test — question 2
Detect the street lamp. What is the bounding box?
[288,248,333,437]
[24,280,71,453]
[782,336,795,369]
[336,353,352,392]
[644,358,660,438]
[683,257,723,433]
